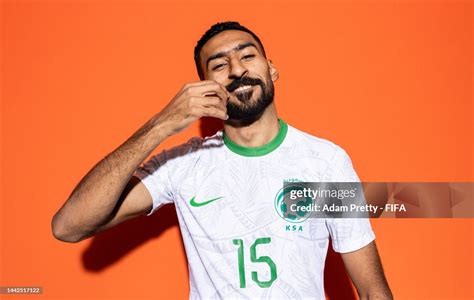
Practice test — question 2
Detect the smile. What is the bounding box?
[233,85,254,93]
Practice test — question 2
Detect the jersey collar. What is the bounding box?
[223,118,288,157]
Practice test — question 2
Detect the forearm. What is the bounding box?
[52,80,230,243]
[358,285,393,300]
[52,114,169,242]
[354,262,393,300]
[342,241,393,300]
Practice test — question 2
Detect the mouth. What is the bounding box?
[232,85,254,93]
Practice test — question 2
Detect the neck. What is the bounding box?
[223,104,279,148]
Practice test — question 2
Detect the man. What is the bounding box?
[52,22,393,299]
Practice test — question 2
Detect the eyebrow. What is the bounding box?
[206,42,258,69]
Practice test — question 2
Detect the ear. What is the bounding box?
[268,59,279,82]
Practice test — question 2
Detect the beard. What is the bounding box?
[225,75,274,125]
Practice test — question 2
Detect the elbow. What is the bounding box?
[51,213,82,243]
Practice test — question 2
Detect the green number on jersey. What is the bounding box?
[233,237,277,288]
[232,239,247,288]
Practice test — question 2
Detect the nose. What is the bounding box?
[228,58,248,79]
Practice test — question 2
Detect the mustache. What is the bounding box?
[226,77,264,93]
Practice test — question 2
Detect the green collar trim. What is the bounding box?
[223,119,288,157]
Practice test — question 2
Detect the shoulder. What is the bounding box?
[286,123,351,164]
[289,124,359,181]
[158,131,224,164]
[135,131,224,185]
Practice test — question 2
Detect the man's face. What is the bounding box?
[199,30,278,122]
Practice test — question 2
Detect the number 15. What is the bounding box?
[232,237,277,288]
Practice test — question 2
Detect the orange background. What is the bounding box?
[1,1,472,299]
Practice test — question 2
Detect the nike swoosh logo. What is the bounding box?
[189,196,224,207]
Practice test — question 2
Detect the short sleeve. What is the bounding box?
[326,218,375,253]
[326,147,361,182]
[325,147,376,253]
[133,150,175,216]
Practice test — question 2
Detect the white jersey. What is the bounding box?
[134,119,375,299]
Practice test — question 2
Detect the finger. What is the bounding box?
[196,96,226,110]
[184,80,218,88]
[207,102,227,114]
[183,81,230,104]
[198,106,228,120]
[194,82,230,103]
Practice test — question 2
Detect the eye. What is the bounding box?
[212,63,227,71]
[241,54,255,60]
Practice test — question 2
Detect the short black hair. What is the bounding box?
[194,21,267,79]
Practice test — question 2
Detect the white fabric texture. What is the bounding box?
[134,122,375,299]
